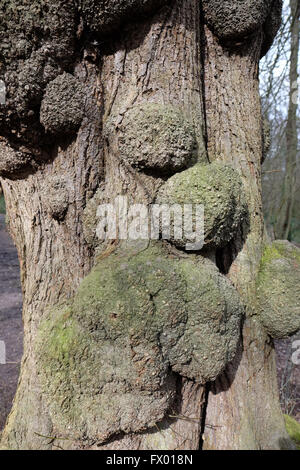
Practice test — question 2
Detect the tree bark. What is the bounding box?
[0,0,295,450]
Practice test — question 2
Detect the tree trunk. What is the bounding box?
[202,25,291,449]
[275,0,299,240]
[0,0,296,450]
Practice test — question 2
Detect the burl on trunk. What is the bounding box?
[0,0,299,450]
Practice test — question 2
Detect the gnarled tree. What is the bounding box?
[0,0,299,450]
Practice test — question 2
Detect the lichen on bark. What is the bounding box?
[110,103,198,174]
[202,0,282,57]
[156,162,248,249]
[256,240,300,338]
[40,73,85,135]
[36,242,243,443]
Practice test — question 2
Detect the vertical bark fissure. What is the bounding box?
[97,0,208,450]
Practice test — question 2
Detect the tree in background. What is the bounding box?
[261,0,300,241]
[0,0,299,450]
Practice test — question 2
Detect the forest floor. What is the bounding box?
[0,215,299,432]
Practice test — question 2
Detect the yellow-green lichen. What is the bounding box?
[37,242,243,443]
[111,103,199,174]
[156,162,248,249]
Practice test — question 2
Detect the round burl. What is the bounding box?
[202,0,282,56]
[41,176,69,221]
[37,243,243,442]
[156,162,248,249]
[115,103,197,174]
[256,241,300,339]
[40,73,85,135]
[78,0,168,34]
[0,1,77,149]
[0,140,33,177]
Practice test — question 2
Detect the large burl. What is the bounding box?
[256,241,300,339]
[202,0,283,56]
[37,243,243,443]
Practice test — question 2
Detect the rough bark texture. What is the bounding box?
[0,0,297,450]
[201,24,294,450]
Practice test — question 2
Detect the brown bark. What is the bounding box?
[1,1,208,450]
[199,25,291,451]
[0,0,293,450]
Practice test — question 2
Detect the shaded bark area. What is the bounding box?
[202,26,291,449]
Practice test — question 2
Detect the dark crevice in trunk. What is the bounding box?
[199,383,210,450]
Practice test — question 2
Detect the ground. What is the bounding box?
[0,217,299,434]
[0,214,23,431]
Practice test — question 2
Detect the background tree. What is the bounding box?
[261,0,300,242]
[0,0,299,450]
[275,0,300,239]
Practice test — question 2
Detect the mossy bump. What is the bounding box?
[256,241,300,339]
[37,243,243,442]
[156,162,248,249]
[115,103,198,174]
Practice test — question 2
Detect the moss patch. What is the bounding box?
[256,241,300,339]
[37,243,243,442]
[111,103,198,175]
[284,415,300,450]
[156,162,248,249]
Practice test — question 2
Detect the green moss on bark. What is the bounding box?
[284,415,300,450]
[37,243,243,442]
[112,103,198,174]
[256,241,300,339]
[156,162,248,249]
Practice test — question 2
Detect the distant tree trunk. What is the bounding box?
[275,0,299,240]
[0,0,297,450]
